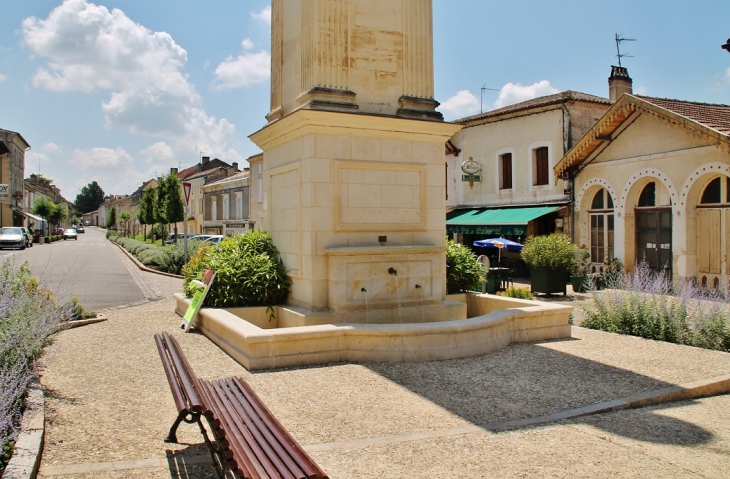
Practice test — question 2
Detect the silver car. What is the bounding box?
[63,228,78,241]
[0,227,26,250]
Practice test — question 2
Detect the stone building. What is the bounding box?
[556,86,730,285]
[201,170,252,236]
[445,91,611,248]
[0,129,30,227]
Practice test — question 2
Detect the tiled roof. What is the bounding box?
[206,170,250,186]
[637,96,730,135]
[453,90,610,125]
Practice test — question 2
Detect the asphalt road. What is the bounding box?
[0,227,145,312]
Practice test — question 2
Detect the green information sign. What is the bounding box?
[462,174,481,182]
[181,269,216,332]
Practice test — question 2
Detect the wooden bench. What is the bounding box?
[155,332,328,479]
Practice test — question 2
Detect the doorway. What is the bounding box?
[635,208,672,276]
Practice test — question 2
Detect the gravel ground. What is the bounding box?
[37,264,730,478]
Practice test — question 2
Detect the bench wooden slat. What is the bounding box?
[154,333,188,415]
[226,377,315,479]
[162,332,203,414]
[218,378,301,479]
[201,379,270,479]
[233,378,327,479]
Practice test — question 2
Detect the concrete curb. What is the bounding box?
[65,313,108,329]
[109,240,183,279]
[3,378,44,479]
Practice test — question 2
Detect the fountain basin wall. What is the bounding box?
[174,293,572,370]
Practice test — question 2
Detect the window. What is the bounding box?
[236,193,243,219]
[638,182,656,207]
[211,197,217,221]
[500,153,512,190]
[534,147,549,186]
[589,188,614,263]
[223,194,230,220]
[700,177,722,204]
[257,178,263,203]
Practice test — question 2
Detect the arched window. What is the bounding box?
[638,182,656,207]
[700,176,730,205]
[589,188,614,263]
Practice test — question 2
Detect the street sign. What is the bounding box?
[462,175,481,182]
[0,184,8,196]
[182,182,192,206]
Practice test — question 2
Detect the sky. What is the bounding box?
[1,0,729,202]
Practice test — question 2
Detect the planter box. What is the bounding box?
[570,275,588,293]
[531,267,567,296]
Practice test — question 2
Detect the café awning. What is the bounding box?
[14,209,45,223]
[446,206,560,236]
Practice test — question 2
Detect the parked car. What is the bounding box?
[76,225,85,233]
[164,233,193,244]
[63,228,78,240]
[51,227,64,235]
[21,227,33,248]
[201,235,226,245]
[0,227,26,250]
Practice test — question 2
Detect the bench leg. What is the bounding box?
[199,416,229,479]
[165,412,186,443]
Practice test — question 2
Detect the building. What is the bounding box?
[201,170,253,236]
[556,90,730,286]
[445,91,612,251]
[0,129,30,227]
[247,153,264,228]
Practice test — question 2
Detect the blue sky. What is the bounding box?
[1,0,729,200]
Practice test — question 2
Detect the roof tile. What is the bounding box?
[638,96,730,135]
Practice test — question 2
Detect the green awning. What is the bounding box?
[446,206,561,235]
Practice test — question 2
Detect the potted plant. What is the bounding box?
[569,247,590,293]
[520,233,575,296]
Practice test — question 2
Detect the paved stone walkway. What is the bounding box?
[36,260,730,478]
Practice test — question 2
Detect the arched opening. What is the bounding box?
[635,181,673,276]
[589,188,614,263]
[696,175,730,285]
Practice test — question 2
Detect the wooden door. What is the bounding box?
[636,209,672,275]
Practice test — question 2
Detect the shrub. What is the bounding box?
[182,230,290,308]
[581,262,730,352]
[446,239,486,294]
[157,241,204,275]
[520,233,576,270]
[0,260,70,473]
[497,286,534,300]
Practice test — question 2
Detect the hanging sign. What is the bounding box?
[182,182,192,206]
[0,184,8,196]
[462,175,482,182]
[181,269,216,332]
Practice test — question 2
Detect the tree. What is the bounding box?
[138,188,155,240]
[32,197,55,235]
[120,211,131,236]
[74,181,105,214]
[106,206,117,229]
[153,180,167,233]
[162,173,185,241]
[48,205,68,230]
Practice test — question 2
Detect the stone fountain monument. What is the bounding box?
[174,0,571,370]
[249,0,463,323]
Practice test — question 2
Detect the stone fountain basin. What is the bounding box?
[174,293,572,370]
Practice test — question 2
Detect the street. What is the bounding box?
[0,227,146,312]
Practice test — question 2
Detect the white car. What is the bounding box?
[0,227,27,250]
[63,228,78,240]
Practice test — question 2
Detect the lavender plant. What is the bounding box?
[582,261,730,351]
[0,260,71,473]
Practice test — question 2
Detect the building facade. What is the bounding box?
[0,129,30,228]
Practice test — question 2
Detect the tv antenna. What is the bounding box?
[615,33,636,67]
[481,84,499,113]
[196,146,208,161]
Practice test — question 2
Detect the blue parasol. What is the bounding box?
[473,238,524,252]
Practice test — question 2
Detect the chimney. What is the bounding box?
[232,162,239,171]
[202,156,210,165]
[609,65,633,103]
[170,167,178,175]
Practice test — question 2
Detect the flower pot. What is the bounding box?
[530,267,567,296]
[570,274,587,293]
[486,276,500,294]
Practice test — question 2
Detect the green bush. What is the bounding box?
[157,241,204,275]
[520,233,575,270]
[182,230,290,308]
[446,239,486,294]
[497,286,534,300]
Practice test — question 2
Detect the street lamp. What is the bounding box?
[722,38,730,53]
[12,191,22,207]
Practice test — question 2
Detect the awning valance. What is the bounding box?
[446,206,560,236]
[14,209,45,222]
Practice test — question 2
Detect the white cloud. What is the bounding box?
[26,151,52,174]
[251,6,271,24]
[69,146,132,168]
[725,67,730,84]
[493,80,560,109]
[140,142,174,163]
[212,39,270,90]
[634,85,648,96]
[0,73,7,82]
[41,142,61,154]
[22,0,240,160]
[439,90,480,120]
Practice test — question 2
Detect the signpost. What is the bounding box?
[182,182,192,263]
[181,269,216,332]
